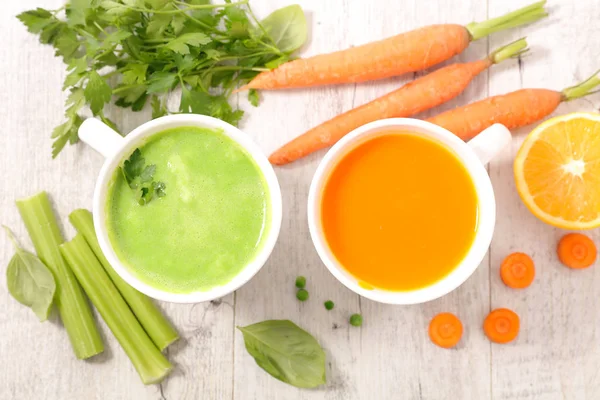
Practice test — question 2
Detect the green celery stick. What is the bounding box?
[60,234,172,384]
[69,209,178,350]
[16,192,103,359]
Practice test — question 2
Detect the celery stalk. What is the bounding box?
[60,234,172,384]
[69,209,178,350]
[16,192,103,359]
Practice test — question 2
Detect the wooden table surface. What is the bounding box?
[2,0,600,399]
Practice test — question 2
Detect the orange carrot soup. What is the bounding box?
[321,132,478,291]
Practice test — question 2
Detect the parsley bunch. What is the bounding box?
[17,1,307,157]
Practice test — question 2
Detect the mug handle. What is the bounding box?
[466,124,512,165]
[78,118,124,159]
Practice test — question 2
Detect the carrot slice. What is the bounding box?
[428,312,463,348]
[500,252,535,289]
[483,308,520,344]
[557,233,597,269]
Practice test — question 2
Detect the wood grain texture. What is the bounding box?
[488,1,600,400]
[1,0,599,399]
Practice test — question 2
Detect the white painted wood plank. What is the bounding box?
[0,2,234,399]
[233,1,362,399]
[489,0,600,399]
[234,1,491,399]
[3,0,600,399]
[350,1,492,399]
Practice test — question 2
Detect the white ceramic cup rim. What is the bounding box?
[80,114,282,303]
[308,118,510,305]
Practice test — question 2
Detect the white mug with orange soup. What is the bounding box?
[308,118,511,305]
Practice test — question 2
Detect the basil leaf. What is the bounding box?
[237,320,326,388]
[261,5,307,54]
[4,226,56,321]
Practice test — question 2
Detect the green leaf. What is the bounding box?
[208,95,243,126]
[17,8,54,34]
[180,87,211,115]
[165,33,212,55]
[67,0,93,27]
[147,72,178,93]
[51,118,75,139]
[248,89,259,107]
[261,5,307,53]
[146,12,172,36]
[265,55,289,70]
[224,5,249,38]
[4,226,56,322]
[99,114,120,133]
[65,88,86,117]
[173,54,196,72]
[39,21,65,44]
[115,84,147,104]
[103,30,132,47]
[122,148,163,204]
[100,0,131,16]
[145,0,170,8]
[63,68,88,90]
[171,13,187,34]
[237,320,326,389]
[54,28,81,61]
[122,64,148,85]
[203,49,223,60]
[52,115,83,158]
[123,148,145,185]
[183,75,200,88]
[84,71,112,115]
[151,96,168,119]
[139,164,156,183]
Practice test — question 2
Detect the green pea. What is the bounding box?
[324,300,334,310]
[296,289,309,301]
[349,314,363,327]
[295,276,306,289]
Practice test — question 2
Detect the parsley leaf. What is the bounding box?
[165,33,212,55]
[122,148,165,205]
[17,8,54,34]
[84,71,112,115]
[147,71,178,94]
[139,164,156,183]
[151,96,168,119]
[248,89,259,107]
[123,148,145,186]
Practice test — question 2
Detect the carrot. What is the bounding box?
[500,252,535,289]
[426,70,600,140]
[483,308,520,344]
[557,233,597,269]
[269,39,528,165]
[429,312,463,349]
[241,1,547,91]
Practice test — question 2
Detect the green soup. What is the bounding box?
[106,126,270,294]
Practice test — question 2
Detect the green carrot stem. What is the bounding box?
[16,192,103,359]
[465,1,548,41]
[562,70,600,101]
[60,234,172,385]
[69,209,179,351]
[490,37,529,64]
